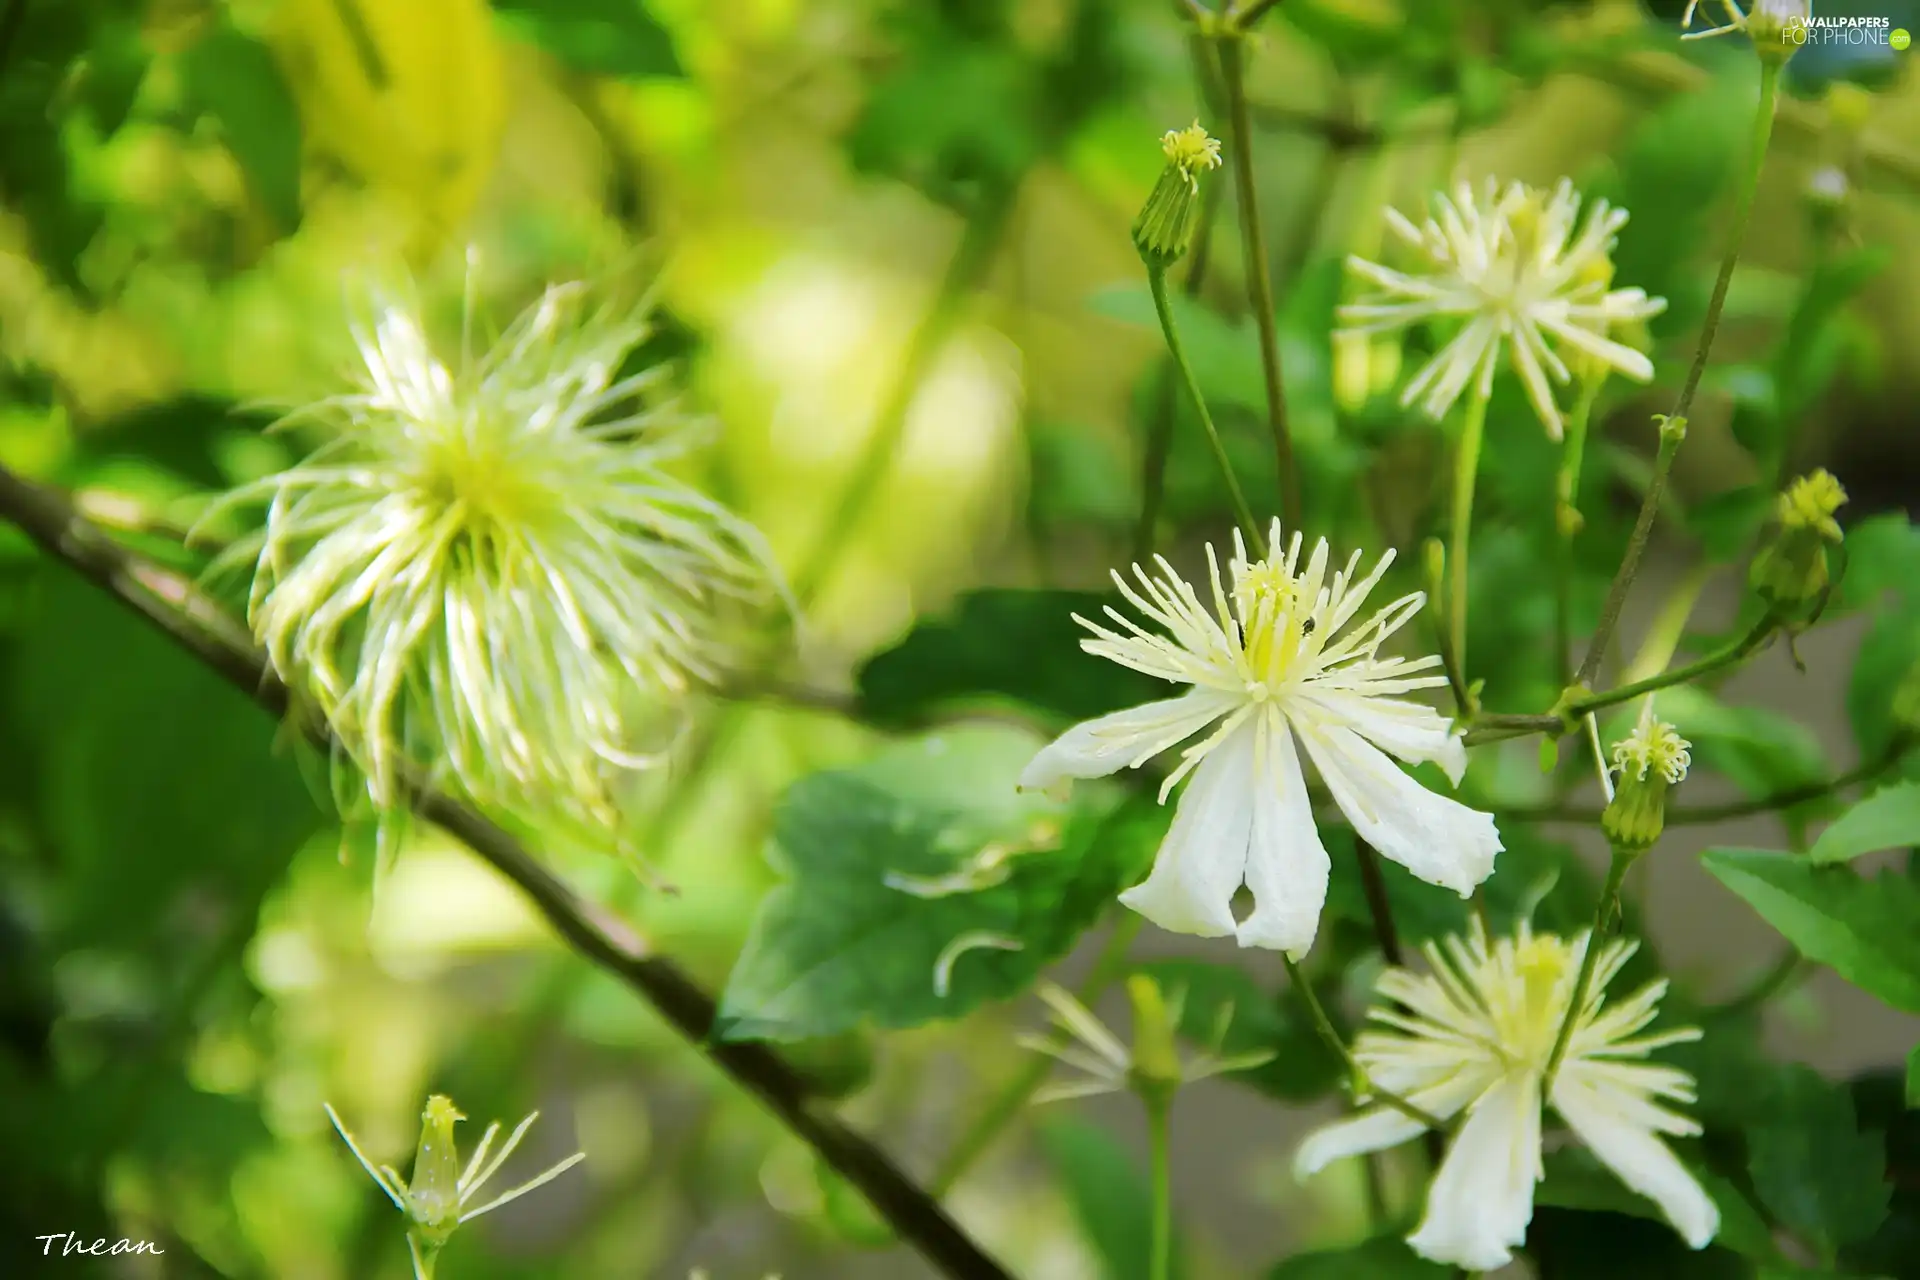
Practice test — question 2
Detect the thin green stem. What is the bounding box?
[1146,262,1262,545]
[1573,60,1781,689]
[1553,380,1602,685]
[1446,392,1490,716]
[791,188,1016,607]
[931,915,1144,1194]
[1282,955,1442,1128]
[1567,614,1774,716]
[1148,1098,1174,1280]
[1217,34,1301,524]
[1543,846,1633,1090]
[1232,0,1288,28]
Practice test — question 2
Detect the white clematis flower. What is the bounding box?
[1020,520,1501,957]
[1338,178,1667,439]
[1295,922,1719,1272]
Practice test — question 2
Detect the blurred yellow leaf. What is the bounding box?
[270,0,506,256]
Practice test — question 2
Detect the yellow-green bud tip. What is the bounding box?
[1778,468,1847,541]
[1160,121,1222,184]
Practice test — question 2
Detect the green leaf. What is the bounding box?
[1267,1236,1447,1279]
[1848,602,1920,760]
[1701,848,1920,1014]
[179,24,303,232]
[12,571,321,950]
[856,589,1166,727]
[1838,512,1920,611]
[717,726,1162,1041]
[1747,1065,1890,1261]
[1132,959,1341,1102]
[489,0,682,77]
[1810,782,1920,866]
[1537,1148,1780,1264]
[1040,1118,1187,1280]
[1028,419,1136,530]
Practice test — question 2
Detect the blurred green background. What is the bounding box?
[4,0,1920,1277]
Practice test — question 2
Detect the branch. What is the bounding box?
[0,462,1013,1280]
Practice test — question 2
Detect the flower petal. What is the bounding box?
[1552,1068,1719,1250]
[1407,1073,1542,1273]
[1237,716,1331,957]
[1298,722,1501,895]
[1293,1060,1495,1178]
[1119,720,1256,938]
[1019,691,1234,792]
[1300,689,1467,785]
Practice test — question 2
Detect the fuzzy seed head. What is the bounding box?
[206,272,782,842]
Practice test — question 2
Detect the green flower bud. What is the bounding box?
[1126,974,1183,1102]
[1750,469,1847,613]
[1602,704,1691,853]
[1133,121,1221,269]
[1746,0,1811,64]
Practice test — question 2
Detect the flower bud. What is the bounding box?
[1126,974,1184,1102]
[1750,469,1847,614]
[409,1096,467,1246]
[1133,122,1222,269]
[1746,0,1810,64]
[1602,704,1691,853]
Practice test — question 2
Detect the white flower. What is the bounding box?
[1338,178,1667,439]
[1020,520,1501,957]
[205,272,780,838]
[1294,922,1718,1272]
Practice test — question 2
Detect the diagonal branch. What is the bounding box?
[0,461,1013,1280]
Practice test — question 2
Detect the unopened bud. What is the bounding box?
[1126,974,1183,1101]
[1751,469,1847,613]
[1602,704,1691,852]
[1134,122,1221,269]
[1746,0,1810,65]
[410,1096,466,1246]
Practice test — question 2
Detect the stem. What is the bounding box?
[790,188,1016,607]
[1217,34,1302,525]
[1233,0,1288,28]
[1146,262,1262,545]
[1148,1097,1174,1280]
[1137,70,1226,561]
[931,915,1143,1193]
[1567,614,1774,715]
[0,463,1014,1280]
[1282,955,1441,1128]
[1573,60,1781,689]
[1352,839,1403,967]
[1446,391,1490,716]
[1542,846,1633,1090]
[1553,381,1601,685]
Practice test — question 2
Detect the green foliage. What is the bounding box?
[1266,1236,1448,1279]
[180,23,304,232]
[1537,1148,1781,1265]
[1040,1118,1188,1280]
[857,589,1166,727]
[1702,848,1920,1014]
[717,726,1161,1040]
[489,0,683,77]
[1810,782,1920,865]
[1746,1066,1891,1263]
[1131,959,1342,1101]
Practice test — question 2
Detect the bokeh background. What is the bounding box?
[4,0,1920,1276]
